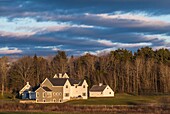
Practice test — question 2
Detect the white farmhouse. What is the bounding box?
[89,83,114,97]
[35,73,88,103]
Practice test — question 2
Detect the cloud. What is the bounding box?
[0,0,170,57]
[0,17,94,37]
[97,39,113,46]
[43,12,170,35]
[96,39,152,48]
[35,45,61,51]
[0,47,22,54]
[80,13,170,32]
[82,47,117,56]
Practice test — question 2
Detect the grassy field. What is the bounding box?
[66,93,170,105]
[0,93,170,113]
[0,93,170,106]
[0,92,20,105]
[1,93,170,105]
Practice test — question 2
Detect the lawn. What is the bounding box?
[0,92,20,105]
[66,93,170,105]
[1,93,169,106]
[0,93,170,114]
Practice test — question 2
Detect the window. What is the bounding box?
[47,92,52,98]
[101,92,103,94]
[59,92,62,96]
[75,85,77,88]
[66,85,68,88]
[43,99,46,102]
[36,99,39,102]
[82,93,86,96]
[43,92,46,97]
[36,92,39,97]
[65,93,69,97]
[83,85,85,88]
[53,99,56,102]
[109,92,111,94]
[59,99,62,102]
[55,92,58,96]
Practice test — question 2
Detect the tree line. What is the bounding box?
[1,47,170,96]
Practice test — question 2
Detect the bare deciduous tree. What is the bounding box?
[0,57,8,97]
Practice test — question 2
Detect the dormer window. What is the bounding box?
[66,85,68,88]
[75,85,77,88]
[83,85,85,88]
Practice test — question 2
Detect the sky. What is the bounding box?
[0,0,170,57]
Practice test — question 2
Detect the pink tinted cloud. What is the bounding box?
[0,47,22,54]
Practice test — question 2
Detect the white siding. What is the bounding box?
[81,80,88,99]
[102,85,114,97]
[89,85,114,97]
[19,83,31,95]
[63,80,71,100]
[89,92,103,97]
[36,77,89,103]
[69,80,88,99]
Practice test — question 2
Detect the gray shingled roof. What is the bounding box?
[78,80,84,86]
[68,79,83,86]
[90,85,107,92]
[48,78,83,86]
[48,78,67,86]
[42,87,52,91]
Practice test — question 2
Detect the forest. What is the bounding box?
[0,46,170,97]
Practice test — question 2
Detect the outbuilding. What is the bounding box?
[19,82,36,100]
[89,83,114,97]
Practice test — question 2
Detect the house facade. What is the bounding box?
[19,82,36,100]
[35,73,88,103]
[89,83,114,97]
